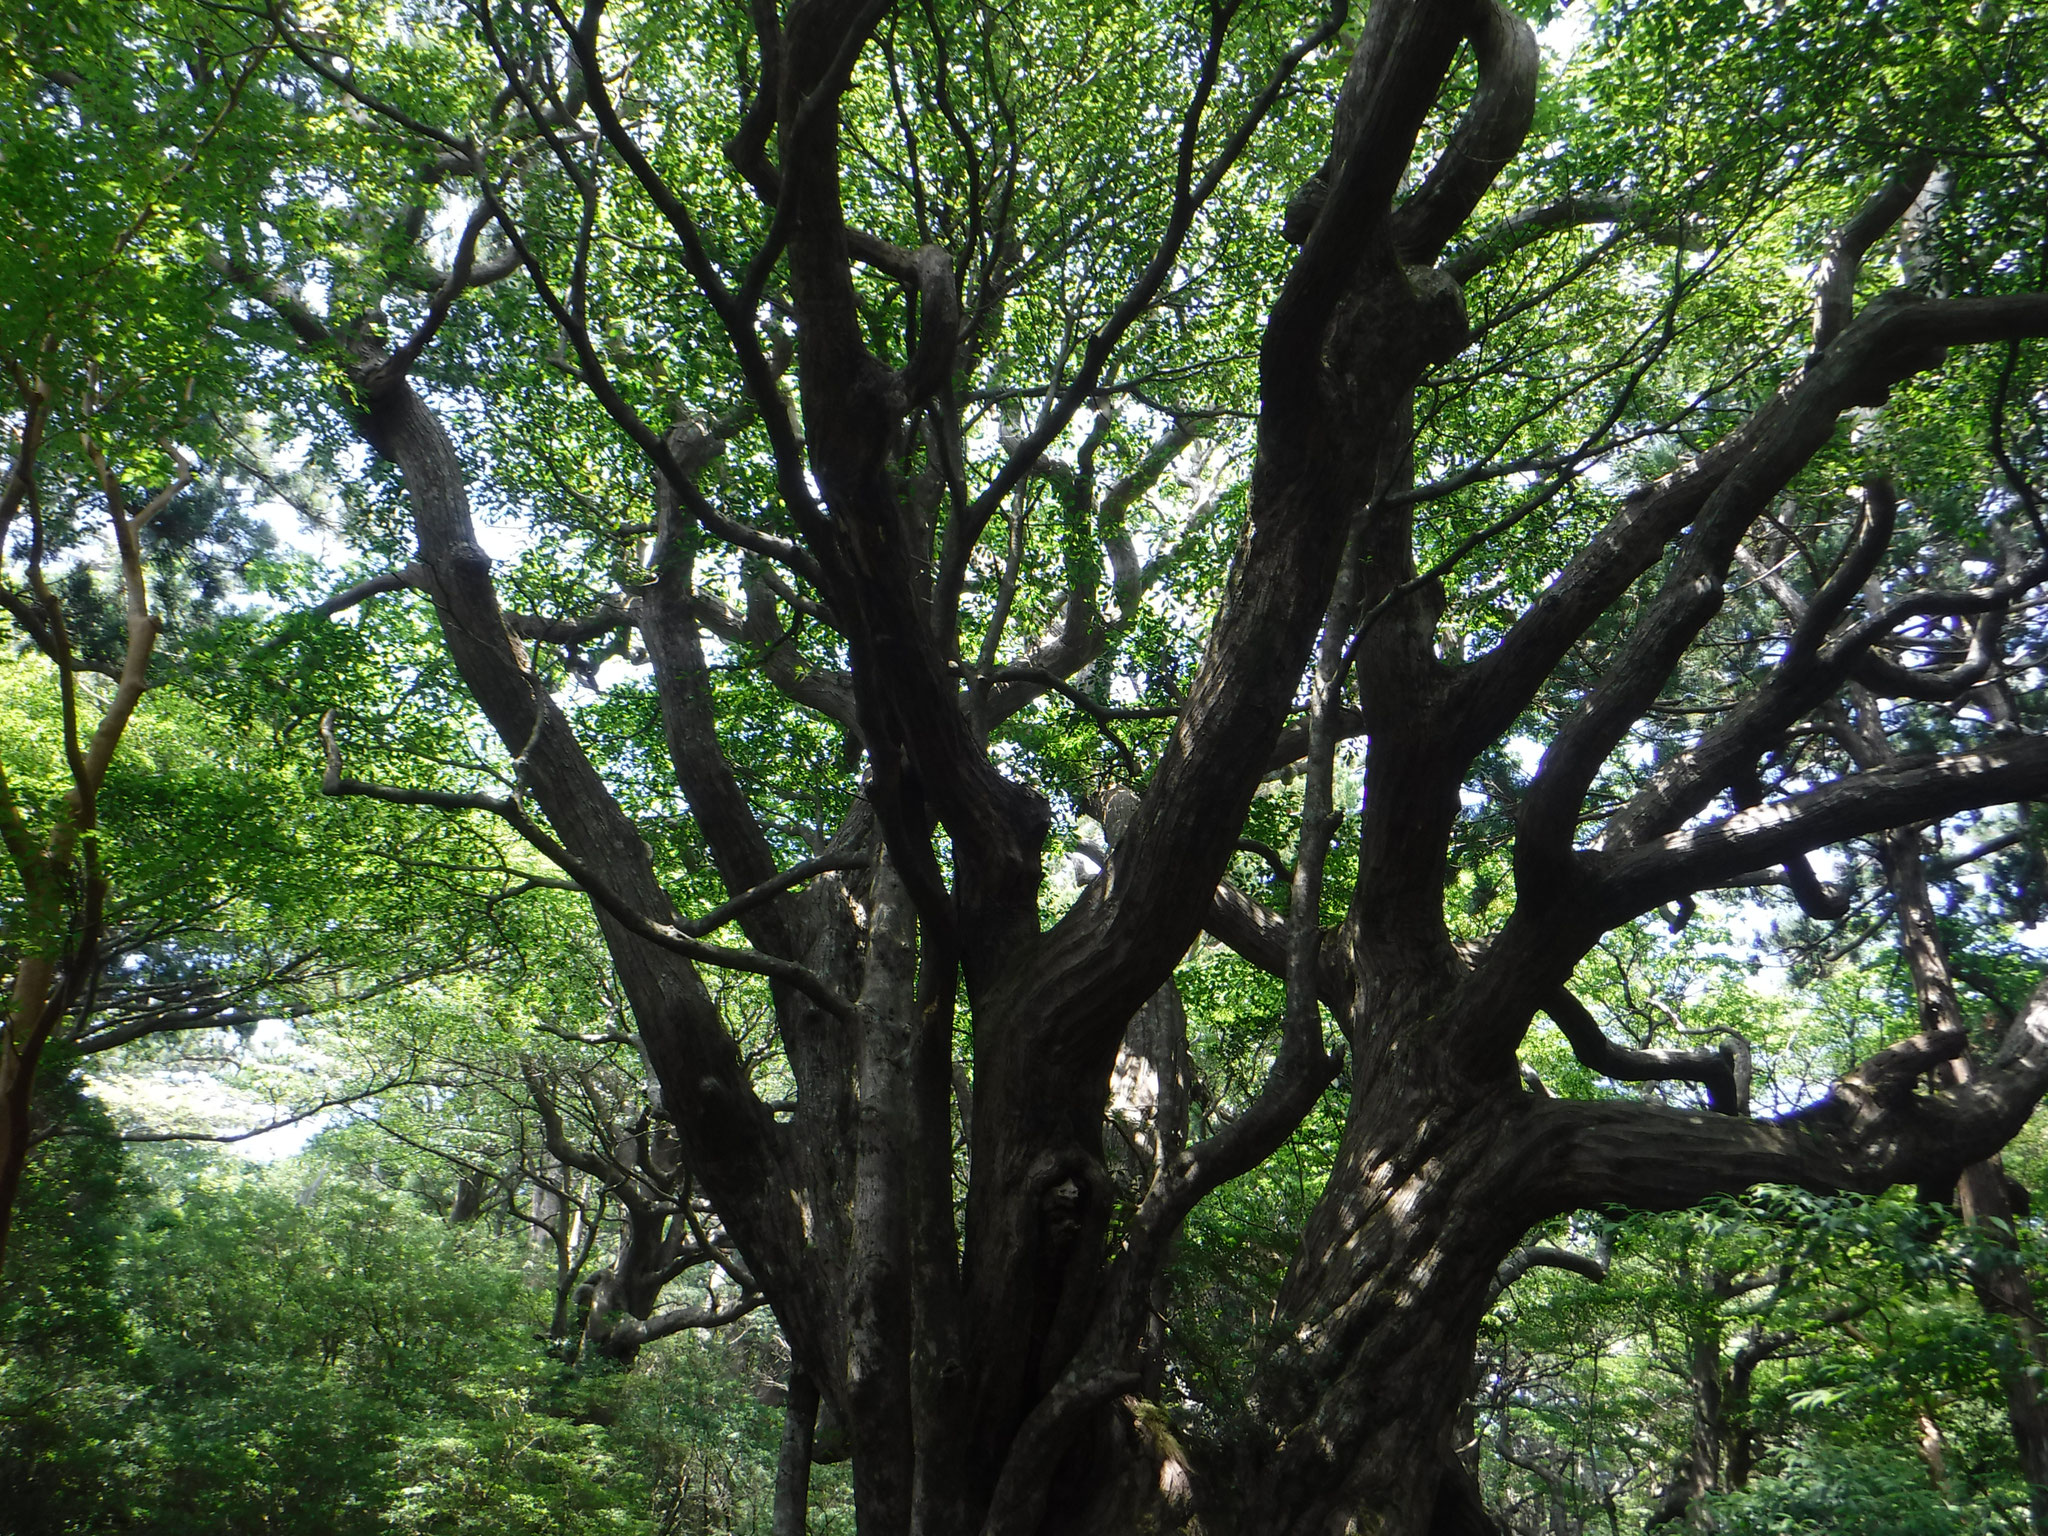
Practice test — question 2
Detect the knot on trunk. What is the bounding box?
[1324,263,1470,420]
[1282,171,1329,245]
[1037,1168,1090,1249]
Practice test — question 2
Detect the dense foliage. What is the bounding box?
[0,1082,860,1535]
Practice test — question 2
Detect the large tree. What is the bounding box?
[117,0,2048,1526]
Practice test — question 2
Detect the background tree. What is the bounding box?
[0,0,300,1257]
[327,956,776,1368]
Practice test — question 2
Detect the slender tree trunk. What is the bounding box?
[0,966,58,1267]
[1877,819,2048,1531]
[1915,1409,1949,1492]
[775,1373,820,1536]
[1957,1160,2048,1532]
[1645,1278,1724,1529]
[1723,1352,1759,1492]
[449,1170,485,1223]
[0,438,170,1274]
[1685,1334,1724,1519]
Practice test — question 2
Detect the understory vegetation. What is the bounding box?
[2,1077,856,1535]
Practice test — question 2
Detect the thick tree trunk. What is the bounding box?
[279,29,2048,1516]
[1246,1048,1536,1536]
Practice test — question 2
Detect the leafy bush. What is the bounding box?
[0,1117,660,1534]
[1704,1445,2026,1536]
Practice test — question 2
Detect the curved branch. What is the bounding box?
[980,665,1181,723]
[692,589,863,735]
[1507,293,2048,890]
[507,596,638,645]
[1781,853,1852,921]
[1810,157,1936,359]
[1266,703,1366,773]
[1491,1225,1616,1305]
[207,248,331,347]
[552,4,821,532]
[978,1368,1143,1536]
[520,1056,625,1189]
[1204,881,1350,1014]
[680,851,872,939]
[1597,484,1895,849]
[478,183,821,584]
[1442,195,1698,284]
[1265,0,1468,366]
[303,564,427,620]
[629,1290,768,1344]
[636,500,810,956]
[318,713,859,1019]
[1460,289,2048,783]
[1535,980,2048,1211]
[1129,621,1354,1247]
[0,375,52,547]
[372,201,498,386]
[114,1076,421,1144]
[1543,988,1750,1114]
[1388,0,1540,268]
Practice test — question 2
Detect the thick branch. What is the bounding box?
[1264,0,1469,371]
[1536,979,2048,1210]
[1442,195,1696,284]
[1810,158,1936,359]
[1388,0,1539,268]
[978,1368,1143,1536]
[1505,292,2048,886]
[1589,734,2048,920]
[507,596,638,645]
[629,1291,768,1344]
[1595,481,1898,851]
[1460,289,2048,775]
